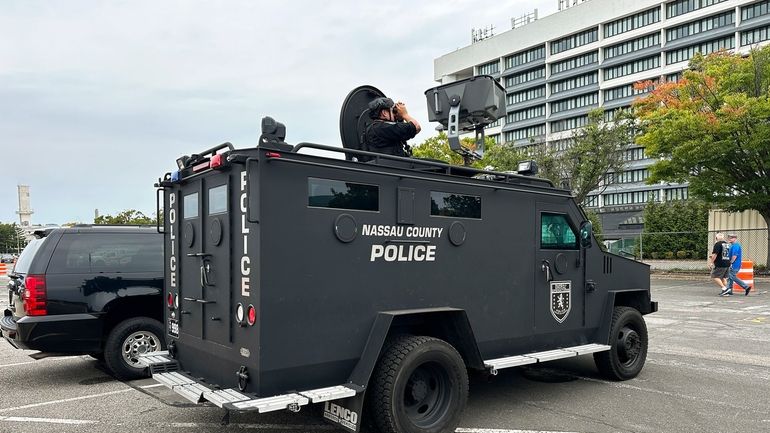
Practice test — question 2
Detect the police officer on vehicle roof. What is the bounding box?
[365,97,421,158]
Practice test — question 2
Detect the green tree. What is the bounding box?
[94,209,154,225]
[0,223,28,253]
[642,200,710,259]
[634,47,770,263]
[538,109,633,204]
[411,131,510,168]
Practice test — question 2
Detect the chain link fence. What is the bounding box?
[604,228,768,273]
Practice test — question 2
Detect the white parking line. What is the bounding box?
[457,429,577,433]
[0,361,38,368]
[0,388,134,412]
[0,356,81,368]
[0,416,97,425]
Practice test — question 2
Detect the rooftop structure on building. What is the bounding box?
[436,0,770,237]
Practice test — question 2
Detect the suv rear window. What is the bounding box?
[13,238,45,274]
[47,233,162,274]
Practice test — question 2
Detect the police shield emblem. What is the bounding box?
[550,281,571,323]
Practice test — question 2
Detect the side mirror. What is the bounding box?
[579,221,593,249]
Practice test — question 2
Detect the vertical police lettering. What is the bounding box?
[240,171,251,297]
[168,193,177,288]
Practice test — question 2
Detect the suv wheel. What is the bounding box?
[104,317,165,381]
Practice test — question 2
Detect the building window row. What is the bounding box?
[604,80,654,102]
[550,27,598,55]
[742,24,770,45]
[507,86,546,105]
[505,45,546,69]
[665,187,689,200]
[604,190,660,206]
[584,195,599,207]
[550,92,599,114]
[551,114,589,133]
[504,124,546,142]
[505,67,545,87]
[606,168,650,185]
[485,118,502,129]
[604,7,661,39]
[604,55,660,80]
[742,0,770,21]
[550,72,598,94]
[549,138,575,151]
[605,33,660,60]
[507,105,546,123]
[477,60,500,75]
[666,0,728,19]
[666,10,734,42]
[550,51,598,75]
[666,35,734,64]
[623,147,646,162]
[604,105,632,122]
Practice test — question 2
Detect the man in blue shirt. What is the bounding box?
[726,233,751,296]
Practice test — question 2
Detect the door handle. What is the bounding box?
[183,297,215,304]
[541,260,553,283]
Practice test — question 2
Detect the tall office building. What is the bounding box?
[434,0,770,237]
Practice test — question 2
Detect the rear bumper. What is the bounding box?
[1,309,103,353]
[650,301,658,314]
[139,351,358,412]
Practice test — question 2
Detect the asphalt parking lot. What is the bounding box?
[1,276,768,433]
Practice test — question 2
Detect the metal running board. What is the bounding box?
[226,393,310,413]
[300,385,357,403]
[154,371,197,388]
[221,384,358,413]
[175,382,210,404]
[138,351,179,374]
[485,343,610,374]
[203,389,252,408]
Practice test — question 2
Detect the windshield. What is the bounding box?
[13,238,45,274]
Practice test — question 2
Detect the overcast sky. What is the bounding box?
[0,0,558,225]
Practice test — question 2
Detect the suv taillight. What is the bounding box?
[23,274,47,316]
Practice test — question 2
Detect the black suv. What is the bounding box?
[1,225,164,380]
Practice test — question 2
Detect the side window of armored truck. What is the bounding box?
[48,234,163,274]
[430,191,481,219]
[540,213,578,250]
[307,177,379,211]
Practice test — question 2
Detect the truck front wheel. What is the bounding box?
[594,306,648,381]
[370,335,468,433]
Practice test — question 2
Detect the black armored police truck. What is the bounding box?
[141,76,656,433]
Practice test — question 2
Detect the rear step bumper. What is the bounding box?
[138,352,357,413]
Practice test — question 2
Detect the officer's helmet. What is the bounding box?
[368,97,395,119]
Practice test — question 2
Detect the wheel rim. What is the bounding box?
[617,325,642,366]
[403,361,452,428]
[121,330,161,368]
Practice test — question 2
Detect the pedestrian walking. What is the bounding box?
[708,233,731,296]
[726,233,751,296]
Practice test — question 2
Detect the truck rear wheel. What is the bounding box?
[594,306,648,381]
[370,335,468,433]
[104,317,165,381]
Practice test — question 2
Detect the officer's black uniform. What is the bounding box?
[365,120,417,157]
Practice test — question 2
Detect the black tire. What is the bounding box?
[594,306,648,381]
[370,335,468,433]
[104,317,165,381]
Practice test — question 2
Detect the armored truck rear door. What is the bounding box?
[534,202,585,335]
[177,176,232,346]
